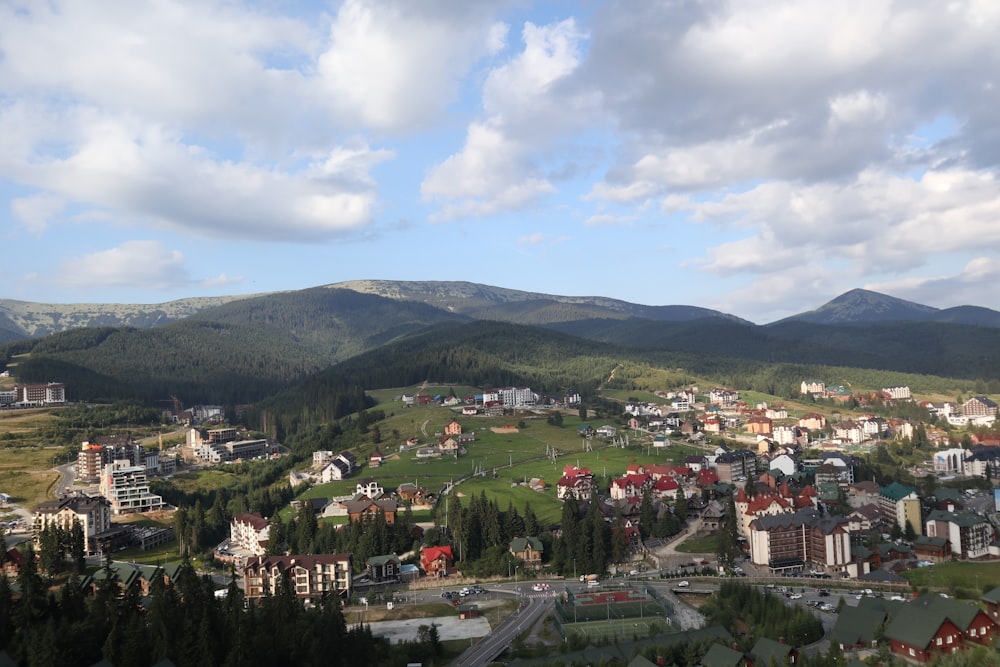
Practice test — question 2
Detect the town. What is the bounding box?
[5,377,1000,666]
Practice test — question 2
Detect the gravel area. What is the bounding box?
[363,616,493,644]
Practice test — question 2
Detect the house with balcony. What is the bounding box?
[244,553,353,602]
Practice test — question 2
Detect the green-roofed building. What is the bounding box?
[509,536,544,568]
[702,642,745,667]
[878,482,921,537]
[984,586,1000,621]
[627,655,658,667]
[909,594,998,645]
[831,606,886,650]
[365,553,401,582]
[750,637,797,665]
[884,605,966,663]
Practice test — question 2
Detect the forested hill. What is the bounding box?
[1,288,467,405]
[543,316,1000,381]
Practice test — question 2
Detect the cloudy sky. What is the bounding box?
[2,0,999,323]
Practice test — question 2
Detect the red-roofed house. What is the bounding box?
[421,545,454,577]
[653,476,680,499]
[557,466,594,500]
[696,469,719,487]
[610,473,652,500]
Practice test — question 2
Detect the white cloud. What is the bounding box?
[316,0,508,131]
[866,257,1000,308]
[0,111,391,240]
[53,241,190,290]
[517,232,569,246]
[11,194,65,234]
[201,273,245,288]
[584,0,1000,200]
[421,18,590,220]
[678,168,1000,277]
[583,213,636,227]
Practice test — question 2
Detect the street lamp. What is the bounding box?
[573,558,577,580]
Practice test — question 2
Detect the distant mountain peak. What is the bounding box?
[780,288,940,325]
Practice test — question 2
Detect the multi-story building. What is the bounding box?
[800,380,825,396]
[491,386,537,408]
[714,449,757,483]
[934,448,969,474]
[231,513,270,556]
[882,386,911,401]
[798,413,826,431]
[709,387,739,407]
[32,495,112,554]
[735,484,818,538]
[197,438,273,463]
[878,482,921,536]
[12,382,66,406]
[925,510,993,560]
[76,442,105,483]
[243,553,353,602]
[556,465,594,500]
[963,396,998,417]
[748,509,851,573]
[99,461,165,514]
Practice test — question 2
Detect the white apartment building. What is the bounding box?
[100,460,165,514]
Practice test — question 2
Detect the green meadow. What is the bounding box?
[296,389,710,525]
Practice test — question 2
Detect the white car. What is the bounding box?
[789,593,802,600]
[677,580,690,587]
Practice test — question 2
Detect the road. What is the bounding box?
[451,593,554,667]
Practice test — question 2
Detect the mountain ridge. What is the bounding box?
[2,283,1000,347]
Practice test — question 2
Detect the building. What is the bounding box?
[878,482,921,536]
[366,554,402,582]
[420,545,454,577]
[714,449,757,483]
[10,382,66,406]
[509,536,544,569]
[883,596,996,663]
[231,513,270,556]
[556,465,594,500]
[925,510,993,560]
[800,380,825,396]
[444,419,462,436]
[882,386,912,400]
[933,448,969,474]
[748,509,851,574]
[99,460,165,514]
[197,438,274,463]
[32,495,112,555]
[963,396,998,417]
[244,553,353,601]
[345,496,398,525]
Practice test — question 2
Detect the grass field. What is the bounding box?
[674,534,720,553]
[0,443,63,506]
[296,395,711,525]
[902,561,1000,595]
[559,617,668,642]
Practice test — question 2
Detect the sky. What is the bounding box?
[2,0,1000,324]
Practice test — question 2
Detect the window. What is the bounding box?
[936,638,943,646]
[946,635,953,644]
[909,648,915,657]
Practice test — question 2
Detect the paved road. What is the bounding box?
[452,594,554,667]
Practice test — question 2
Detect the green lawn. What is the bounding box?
[902,561,1000,596]
[673,534,719,553]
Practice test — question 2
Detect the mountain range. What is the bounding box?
[2,282,999,405]
[4,282,999,344]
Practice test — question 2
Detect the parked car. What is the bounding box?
[789,593,802,600]
[818,589,830,597]
[677,581,690,587]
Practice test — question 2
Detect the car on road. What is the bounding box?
[532,584,547,592]
[677,580,690,587]
[789,593,802,600]
[459,588,471,597]
[818,589,830,597]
